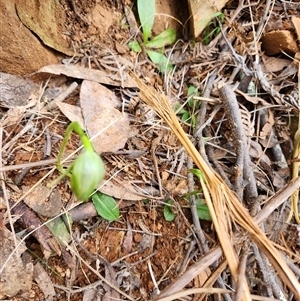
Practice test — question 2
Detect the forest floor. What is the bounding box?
[1,0,300,300]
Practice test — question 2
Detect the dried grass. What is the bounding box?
[135,76,300,300]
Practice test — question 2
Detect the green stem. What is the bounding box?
[56,121,93,174]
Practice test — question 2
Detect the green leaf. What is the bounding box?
[174,103,187,115]
[187,86,197,97]
[137,0,155,41]
[164,200,176,221]
[182,111,190,122]
[128,40,142,52]
[191,115,196,129]
[189,168,206,183]
[92,192,120,221]
[147,50,173,74]
[144,28,176,48]
[46,216,71,246]
[195,199,212,221]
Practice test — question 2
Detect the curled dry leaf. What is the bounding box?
[100,180,146,201]
[80,80,131,154]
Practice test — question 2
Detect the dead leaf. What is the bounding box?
[33,262,56,300]
[24,185,61,218]
[80,80,131,154]
[292,16,300,41]
[103,264,120,301]
[123,220,133,253]
[55,101,85,129]
[100,180,146,201]
[262,55,291,72]
[35,64,137,88]
[236,89,270,106]
[0,227,33,298]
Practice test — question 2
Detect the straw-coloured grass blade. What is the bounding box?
[135,76,300,299]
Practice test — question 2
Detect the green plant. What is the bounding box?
[92,192,120,221]
[163,199,176,221]
[49,122,120,221]
[128,0,176,73]
[175,86,200,130]
[189,168,211,221]
[49,121,106,201]
[202,12,225,45]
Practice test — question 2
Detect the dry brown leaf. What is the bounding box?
[0,72,38,107]
[80,80,131,154]
[262,55,291,72]
[236,89,270,106]
[55,101,85,129]
[0,226,33,298]
[24,185,61,218]
[292,16,300,41]
[33,262,56,299]
[100,180,146,201]
[36,64,137,88]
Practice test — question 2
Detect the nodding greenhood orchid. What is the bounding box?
[49,122,105,201]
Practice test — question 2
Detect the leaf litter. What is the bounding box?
[1,0,300,300]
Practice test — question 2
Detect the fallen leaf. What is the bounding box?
[292,16,300,40]
[33,262,56,299]
[35,64,137,88]
[100,180,146,201]
[236,89,270,106]
[80,80,131,154]
[262,55,291,72]
[24,185,61,218]
[0,72,38,107]
[0,226,33,298]
[55,101,85,129]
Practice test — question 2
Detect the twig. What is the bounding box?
[44,126,52,158]
[0,128,18,249]
[187,157,209,253]
[0,158,61,172]
[252,243,275,298]
[219,83,258,204]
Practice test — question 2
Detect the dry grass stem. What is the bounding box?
[135,76,300,299]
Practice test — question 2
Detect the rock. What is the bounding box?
[0,0,59,76]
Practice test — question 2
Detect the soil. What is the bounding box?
[1,0,300,301]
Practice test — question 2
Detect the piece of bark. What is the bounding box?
[10,201,61,258]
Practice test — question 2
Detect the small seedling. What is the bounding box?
[189,168,211,221]
[202,12,225,45]
[49,121,105,201]
[128,0,176,73]
[175,86,200,131]
[163,199,176,221]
